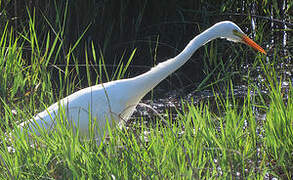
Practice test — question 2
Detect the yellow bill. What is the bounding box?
[242,35,267,55]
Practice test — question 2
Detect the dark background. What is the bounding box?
[1,0,290,96]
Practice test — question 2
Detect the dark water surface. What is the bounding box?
[132,0,292,121]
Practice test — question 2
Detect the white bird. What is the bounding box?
[14,21,266,141]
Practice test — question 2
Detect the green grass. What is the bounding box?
[0,1,292,179]
[1,80,292,179]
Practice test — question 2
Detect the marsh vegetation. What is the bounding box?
[0,0,292,179]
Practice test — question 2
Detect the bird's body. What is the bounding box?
[19,79,140,137]
[15,21,266,140]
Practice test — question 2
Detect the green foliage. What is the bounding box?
[1,80,292,178]
[0,0,292,179]
[0,24,25,102]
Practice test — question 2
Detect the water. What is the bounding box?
[131,0,292,123]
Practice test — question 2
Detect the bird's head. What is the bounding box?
[214,21,266,54]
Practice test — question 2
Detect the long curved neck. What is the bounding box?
[131,25,220,99]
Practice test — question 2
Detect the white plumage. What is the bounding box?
[15,21,266,140]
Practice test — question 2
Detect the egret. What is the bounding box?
[15,21,266,141]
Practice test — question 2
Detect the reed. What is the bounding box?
[0,0,292,179]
